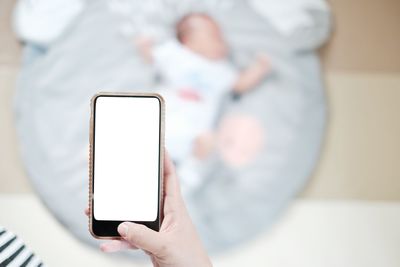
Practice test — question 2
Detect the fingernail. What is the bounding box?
[118,223,128,238]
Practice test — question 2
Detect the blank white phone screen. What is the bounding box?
[93,96,160,221]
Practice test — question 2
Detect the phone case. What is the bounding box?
[88,92,165,239]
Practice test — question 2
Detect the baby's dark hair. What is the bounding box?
[176,13,214,43]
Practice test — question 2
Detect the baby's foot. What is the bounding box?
[193,131,216,160]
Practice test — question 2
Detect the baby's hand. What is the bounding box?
[233,53,270,93]
[134,36,153,48]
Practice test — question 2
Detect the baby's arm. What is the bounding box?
[233,54,270,94]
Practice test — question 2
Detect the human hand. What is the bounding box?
[86,151,212,267]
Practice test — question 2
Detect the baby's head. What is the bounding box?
[176,13,228,60]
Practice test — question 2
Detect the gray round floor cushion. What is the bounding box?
[14,0,329,254]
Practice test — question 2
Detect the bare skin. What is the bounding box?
[233,54,270,93]
[192,131,216,160]
[86,151,212,267]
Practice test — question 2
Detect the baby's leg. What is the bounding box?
[178,133,214,197]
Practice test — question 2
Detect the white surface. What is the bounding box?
[0,194,399,267]
[94,96,160,221]
[249,0,329,36]
[13,0,85,45]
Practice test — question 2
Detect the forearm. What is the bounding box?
[233,67,266,93]
[233,55,269,93]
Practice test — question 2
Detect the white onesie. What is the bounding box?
[153,40,237,162]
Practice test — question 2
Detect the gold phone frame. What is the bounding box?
[88,92,165,239]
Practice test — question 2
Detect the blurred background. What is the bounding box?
[0,0,399,266]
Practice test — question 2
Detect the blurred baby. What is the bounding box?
[136,13,269,189]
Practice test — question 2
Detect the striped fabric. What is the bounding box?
[0,226,44,267]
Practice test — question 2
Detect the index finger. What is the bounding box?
[163,150,181,196]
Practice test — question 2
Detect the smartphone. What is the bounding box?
[88,92,164,239]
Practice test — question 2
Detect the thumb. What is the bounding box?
[118,222,165,255]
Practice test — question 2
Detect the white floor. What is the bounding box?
[0,194,399,267]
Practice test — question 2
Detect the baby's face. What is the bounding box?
[182,17,228,60]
